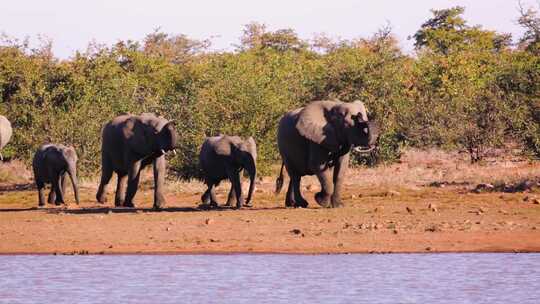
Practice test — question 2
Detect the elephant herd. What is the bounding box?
[0,99,380,210]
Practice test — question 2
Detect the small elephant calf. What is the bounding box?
[199,135,257,209]
[32,144,80,207]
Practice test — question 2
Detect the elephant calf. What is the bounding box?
[199,135,257,209]
[32,144,80,207]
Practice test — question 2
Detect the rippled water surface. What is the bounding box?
[0,253,538,304]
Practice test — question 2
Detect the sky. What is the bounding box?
[0,0,537,58]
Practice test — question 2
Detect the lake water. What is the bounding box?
[0,253,538,304]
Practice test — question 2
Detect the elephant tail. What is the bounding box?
[275,162,285,194]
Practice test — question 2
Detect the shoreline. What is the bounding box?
[1,249,540,255]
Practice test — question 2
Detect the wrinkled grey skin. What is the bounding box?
[0,115,12,160]
[32,144,80,207]
[199,135,257,209]
[276,100,380,208]
[96,113,178,209]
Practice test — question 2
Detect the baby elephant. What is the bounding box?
[199,135,257,209]
[32,144,80,207]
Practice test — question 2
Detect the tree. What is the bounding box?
[237,23,307,52]
[143,29,210,64]
[518,2,540,54]
[412,6,511,54]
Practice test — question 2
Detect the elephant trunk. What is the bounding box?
[244,155,257,205]
[67,165,80,204]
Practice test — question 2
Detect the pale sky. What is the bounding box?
[0,0,537,58]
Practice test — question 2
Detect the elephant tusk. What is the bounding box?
[353,146,375,153]
[172,149,177,156]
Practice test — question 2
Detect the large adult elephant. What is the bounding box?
[276,100,380,208]
[96,113,178,209]
[32,144,80,207]
[0,115,12,160]
[199,135,257,209]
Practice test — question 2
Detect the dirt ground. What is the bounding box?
[0,149,539,254]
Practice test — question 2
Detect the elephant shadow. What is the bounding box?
[48,206,200,215]
[45,205,287,215]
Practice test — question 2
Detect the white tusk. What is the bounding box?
[353,146,375,153]
[172,149,177,156]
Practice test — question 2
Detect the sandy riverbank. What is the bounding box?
[1,149,539,254]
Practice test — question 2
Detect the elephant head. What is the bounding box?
[58,145,80,204]
[156,121,178,155]
[296,100,380,153]
[232,137,257,205]
[123,117,179,158]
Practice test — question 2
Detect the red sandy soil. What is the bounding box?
[0,150,539,254]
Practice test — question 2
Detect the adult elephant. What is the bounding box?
[276,100,380,208]
[199,135,257,209]
[0,115,12,160]
[96,113,178,209]
[32,144,80,207]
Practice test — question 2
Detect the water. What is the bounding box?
[0,253,538,304]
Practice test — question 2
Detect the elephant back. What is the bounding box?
[0,115,13,150]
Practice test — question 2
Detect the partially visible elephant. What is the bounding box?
[0,115,12,160]
[276,100,380,208]
[96,113,178,209]
[199,135,257,209]
[32,144,80,207]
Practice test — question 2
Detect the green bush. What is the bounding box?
[1,6,540,176]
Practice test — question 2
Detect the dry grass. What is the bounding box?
[0,160,32,184]
[3,148,540,196]
[346,148,538,190]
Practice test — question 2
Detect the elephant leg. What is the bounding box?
[115,173,128,207]
[285,180,294,207]
[36,180,46,207]
[308,144,333,208]
[209,181,219,206]
[47,187,56,205]
[152,156,167,210]
[315,168,333,208]
[225,173,240,207]
[96,157,113,204]
[291,174,308,208]
[331,153,349,208]
[52,173,65,205]
[124,160,142,208]
[226,167,243,209]
[201,180,218,208]
[225,186,235,207]
[201,179,211,204]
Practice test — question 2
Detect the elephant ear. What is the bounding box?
[61,145,78,163]
[296,101,340,151]
[245,136,257,160]
[123,117,152,156]
[350,100,369,121]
